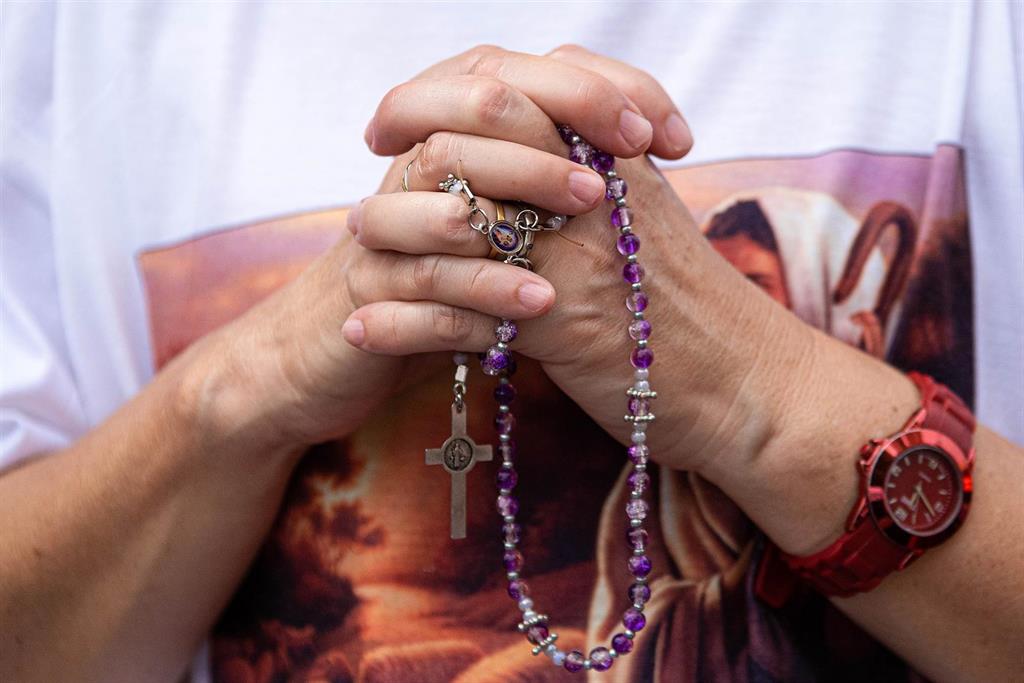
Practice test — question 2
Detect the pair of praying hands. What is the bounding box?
[196,44,871,558]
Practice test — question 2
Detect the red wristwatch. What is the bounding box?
[758,372,975,601]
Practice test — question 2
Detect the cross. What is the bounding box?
[425,403,493,539]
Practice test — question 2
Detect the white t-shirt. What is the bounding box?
[2,3,1022,681]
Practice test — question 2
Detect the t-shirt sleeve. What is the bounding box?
[1,3,88,472]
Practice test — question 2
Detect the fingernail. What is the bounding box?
[664,112,691,152]
[347,202,362,237]
[342,318,365,346]
[619,109,653,149]
[568,170,606,205]
[517,282,554,312]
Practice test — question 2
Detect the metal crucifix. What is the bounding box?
[425,401,493,539]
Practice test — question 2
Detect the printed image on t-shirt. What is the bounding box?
[139,146,971,683]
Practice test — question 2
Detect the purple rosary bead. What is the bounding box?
[627,527,649,550]
[494,382,516,404]
[628,319,651,340]
[502,522,521,544]
[631,347,654,369]
[611,206,633,228]
[507,579,529,600]
[569,142,592,165]
[503,549,524,572]
[623,607,646,632]
[627,444,649,464]
[497,494,519,517]
[526,623,550,645]
[629,582,652,605]
[622,262,645,284]
[627,470,651,493]
[564,650,586,673]
[590,647,613,671]
[612,633,634,654]
[482,345,511,376]
[606,177,628,200]
[497,467,518,490]
[628,554,652,579]
[626,291,648,312]
[617,233,640,256]
[494,412,516,434]
[591,151,615,174]
[495,320,518,343]
[557,124,576,144]
[626,499,649,522]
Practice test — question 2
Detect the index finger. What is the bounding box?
[415,45,654,158]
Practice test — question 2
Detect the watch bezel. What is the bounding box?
[864,428,973,550]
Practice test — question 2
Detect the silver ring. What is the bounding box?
[401,159,413,192]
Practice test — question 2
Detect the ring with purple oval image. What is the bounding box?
[487,220,522,254]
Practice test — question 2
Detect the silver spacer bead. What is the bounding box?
[583,660,593,670]
[496,341,508,350]
[606,170,618,179]
[499,488,511,496]
[504,542,516,550]
[637,339,648,348]
[630,490,642,500]
[609,650,619,659]
[620,225,633,235]
[499,433,511,442]
[633,311,645,320]
[570,135,581,144]
[624,413,656,423]
[626,254,638,263]
[615,197,628,207]
[630,518,643,528]
[503,514,516,523]
[635,462,647,472]
[499,404,510,413]
[632,547,645,555]
[634,602,646,611]
[631,282,642,291]
[625,630,635,639]
[507,571,518,580]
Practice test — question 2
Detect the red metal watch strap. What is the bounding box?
[780,517,916,597]
[907,371,975,453]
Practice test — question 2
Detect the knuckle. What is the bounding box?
[411,253,444,294]
[466,45,503,76]
[573,75,614,112]
[376,83,407,123]
[418,132,456,178]
[441,195,469,244]
[548,43,586,59]
[432,305,474,344]
[469,78,514,126]
[465,261,490,296]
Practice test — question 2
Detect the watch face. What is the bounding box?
[882,446,963,536]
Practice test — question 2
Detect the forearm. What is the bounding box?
[700,323,1024,682]
[0,338,300,682]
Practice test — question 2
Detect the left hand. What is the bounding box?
[345,45,813,475]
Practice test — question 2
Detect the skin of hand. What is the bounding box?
[0,45,687,682]
[346,44,1024,683]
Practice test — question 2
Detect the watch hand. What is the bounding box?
[916,484,936,516]
[900,494,920,510]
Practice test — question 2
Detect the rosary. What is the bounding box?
[424,126,655,673]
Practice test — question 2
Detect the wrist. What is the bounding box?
[698,324,920,556]
[172,329,304,463]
